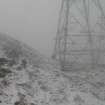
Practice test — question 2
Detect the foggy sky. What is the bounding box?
[0,0,61,57]
[0,0,105,57]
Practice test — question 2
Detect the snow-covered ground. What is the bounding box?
[0,33,105,105]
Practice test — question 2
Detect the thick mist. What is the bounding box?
[0,0,61,57]
[0,0,105,57]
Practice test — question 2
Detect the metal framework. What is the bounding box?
[52,0,105,71]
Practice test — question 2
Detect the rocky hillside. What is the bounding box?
[0,33,105,105]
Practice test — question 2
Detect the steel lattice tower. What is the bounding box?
[52,0,105,71]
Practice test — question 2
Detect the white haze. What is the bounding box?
[0,0,105,57]
[0,0,61,57]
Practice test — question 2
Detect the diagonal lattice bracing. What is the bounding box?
[52,0,105,71]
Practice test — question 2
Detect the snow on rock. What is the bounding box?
[0,33,105,105]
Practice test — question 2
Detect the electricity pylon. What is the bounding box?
[52,0,105,71]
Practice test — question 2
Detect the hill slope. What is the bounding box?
[0,33,105,105]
